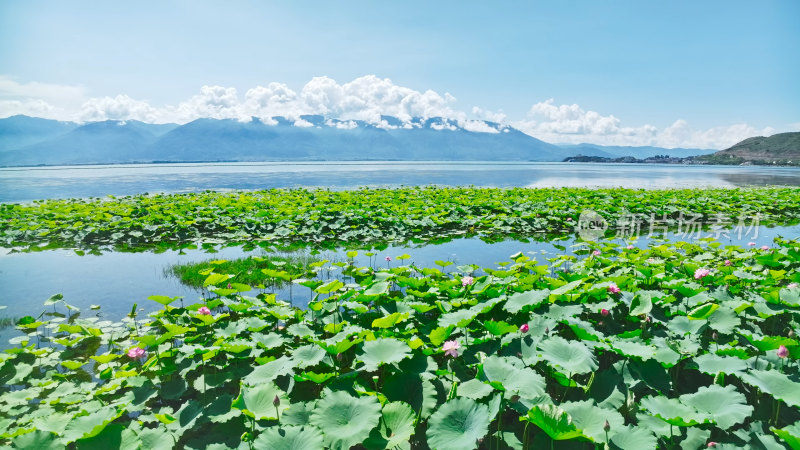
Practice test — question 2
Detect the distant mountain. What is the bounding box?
[0,115,77,151]
[696,132,800,165]
[0,114,718,167]
[557,143,716,159]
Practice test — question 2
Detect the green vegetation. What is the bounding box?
[697,132,800,166]
[2,239,800,449]
[2,187,800,253]
[168,255,320,290]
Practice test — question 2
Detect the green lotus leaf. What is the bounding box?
[243,356,296,385]
[639,395,708,427]
[679,384,752,430]
[384,373,438,419]
[364,281,391,296]
[483,320,518,336]
[203,273,232,287]
[231,382,289,420]
[359,338,410,371]
[503,289,549,314]
[457,379,494,400]
[427,397,491,450]
[608,425,657,450]
[11,430,62,450]
[740,369,800,407]
[522,404,587,441]
[292,344,328,369]
[629,293,653,316]
[561,400,625,443]
[252,425,325,450]
[372,312,409,329]
[137,427,175,450]
[310,390,381,450]
[707,306,740,334]
[438,308,479,328]
[693,353,748,376]
[538,336,598,375]
[772,421,800,450]
[429,326,454,346]
[315,279,344,294]
[282,401,314,426]
[253,332,285,349]
[147,295,181,306]
[688,302,719,320]
[75,423,140,450]
[62,406,126,444]
[481,355,546,399]
[364,401,416,449]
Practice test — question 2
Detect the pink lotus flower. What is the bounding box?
[724,260,732,266]
[694,268,711,280]
[519,324,529,333]
[626,245,634,250]
[592,250,601,256]
[442,340,460,358]
[385,256,392,261]
[127,347,146,359]
[747,242,756,246]
[461,276,474,287]
[607,283,621,294]
[567,217,573,221]
[789,283,799,288]
[707,443,717,448]
[198,306,212,315]
[777,345,789,358]
[761,245,770,250]
[601,308,609,317]
[227,283,232,289]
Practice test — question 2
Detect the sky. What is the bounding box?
[1,1,798,149]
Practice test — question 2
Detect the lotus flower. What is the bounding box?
[761,245,770,250]
[607,283,621,294]
[626,245,634,250]
[442,340,460,358]
[385,256,392,261]
[127,347,146,359]
[601,308,609,317]
[592,250,601,256]
[198,306,212,315]
[777,345,789,358]
[519,324,529,333]
[724,260,732,266]
[227,283,232,289]
[747,242,756,246]
[707,443,717,448]
[461,276,474,287]
[694,268,711,280]
[789,283,799,288]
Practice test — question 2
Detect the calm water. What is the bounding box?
[2,161,800,345]
[2,224,799,346]
[2,161,800,202]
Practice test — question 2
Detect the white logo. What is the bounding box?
[577,210,607,241]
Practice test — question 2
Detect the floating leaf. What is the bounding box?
[252,425,324,450]
[310,390,381,450]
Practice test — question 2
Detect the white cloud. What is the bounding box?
[0,75,788,148]
[293,118,314,128]
[511,99,778,149]
[80,95,160,122]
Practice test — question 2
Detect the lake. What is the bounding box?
[2,161,800,202]
[2,161,800,346]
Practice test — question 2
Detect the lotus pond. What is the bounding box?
[2,187,800,449]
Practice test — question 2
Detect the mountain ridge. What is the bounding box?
[0,115,716,167]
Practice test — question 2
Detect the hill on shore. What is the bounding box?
[697,132,800,165]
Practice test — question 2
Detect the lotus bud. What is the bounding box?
[519,324,529,333]
[601,308,609,317]
[707,443,717,448]
[545,327,550,334]
[603,420,610,432]
[777,345,789,358]
[273,395,281,407]
[789,330,796,338]
[712,331,718,341]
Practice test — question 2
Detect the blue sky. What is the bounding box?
[1,1,798,148]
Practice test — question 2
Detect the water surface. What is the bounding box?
[2,161,799,202]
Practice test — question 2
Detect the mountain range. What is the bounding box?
[0,115,716,166]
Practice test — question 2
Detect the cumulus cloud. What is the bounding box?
[510,99,777,149]
[0,74,787,148]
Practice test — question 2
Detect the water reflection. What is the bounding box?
[1,162,799,202]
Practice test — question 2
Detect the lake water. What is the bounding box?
[2,161,800,202]
[2,161,800,346]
